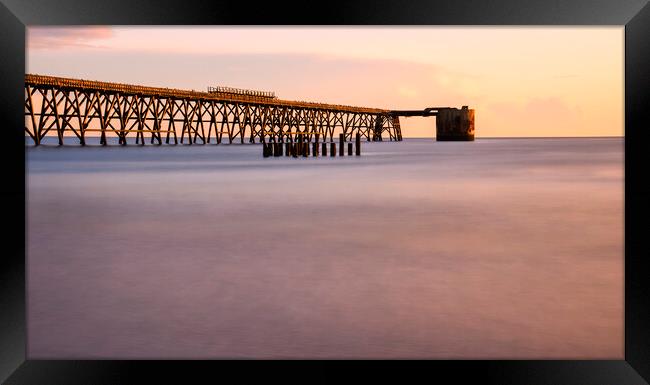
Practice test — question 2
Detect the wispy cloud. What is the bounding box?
[28,27,113,50]
[484,97,583,135]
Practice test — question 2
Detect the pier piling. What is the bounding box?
[356,133,361,156]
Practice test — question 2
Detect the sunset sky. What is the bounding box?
[27,27,623,138]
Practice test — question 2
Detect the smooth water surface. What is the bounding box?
[26,138,623,358]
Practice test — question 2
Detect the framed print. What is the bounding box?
[1,0,649,383]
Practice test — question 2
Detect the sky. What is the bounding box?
[26,27,623,138]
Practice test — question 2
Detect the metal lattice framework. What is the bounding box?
[25,74,402,146]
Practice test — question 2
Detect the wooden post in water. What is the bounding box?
[263,143,270,157]
[355,133,361,156]
[348,142,352,156]
[277,142,283,156]
[339,133,344,156]
[322,142,327,156]
[286,142,291,157]
[330,142,336,157]
[274,142,281,157]
[313,142,319,157]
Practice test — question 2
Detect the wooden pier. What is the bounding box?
[24,74,474,146]
[24,74,402,146]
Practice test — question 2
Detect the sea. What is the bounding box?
[26,137,624,359]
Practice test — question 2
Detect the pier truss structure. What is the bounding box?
[24,74,403,146]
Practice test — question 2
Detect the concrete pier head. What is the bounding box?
[436,106,475,141]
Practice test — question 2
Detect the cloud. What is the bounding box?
[484,97,583,136]
[27,27,113,50]
[397,86,419,98]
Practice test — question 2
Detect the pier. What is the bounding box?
[24,74,474,146]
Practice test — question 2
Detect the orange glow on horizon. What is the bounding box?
[27,26,623,138]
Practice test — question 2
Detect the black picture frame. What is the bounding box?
[1,0,648,383]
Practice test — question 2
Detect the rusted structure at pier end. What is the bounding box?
[24,74,474,145]
[390,106,475,141]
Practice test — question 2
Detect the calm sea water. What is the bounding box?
[26,138,623,359]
